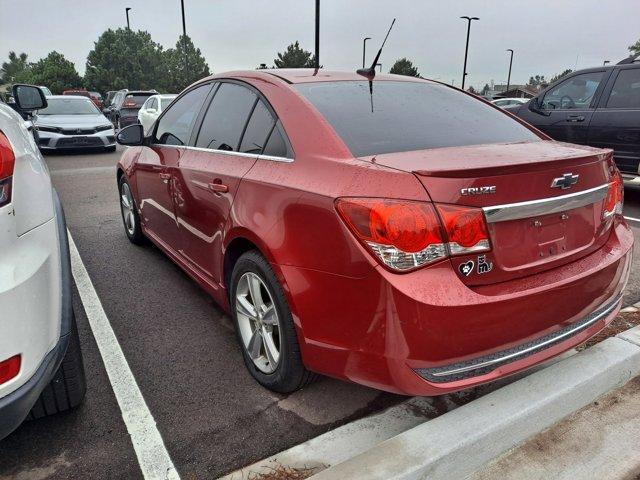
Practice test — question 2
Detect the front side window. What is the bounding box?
[295,81,539,157]
[154,84,211,146]
[541,72,604,110]
[195,83,257,151]
[607,68,640,109]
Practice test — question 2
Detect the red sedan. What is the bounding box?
[115,70,632,395]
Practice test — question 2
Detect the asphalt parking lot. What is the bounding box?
[1,146,640,480]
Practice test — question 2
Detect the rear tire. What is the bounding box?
[118,175,146,245]
[230,251,317,393]
[28,311,86,419]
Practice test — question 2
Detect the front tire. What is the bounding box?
[230,251,316,393]
[118,175,146,245]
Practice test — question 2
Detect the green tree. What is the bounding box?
[389,58,420,77]
[163,35,211,92]
[26,51,82,94]
[630,39,640,56]
[550,69,573,84]
[528,75,547,87]
[84,28,166,93]
[274,41,316,68]
[481,83,491,96]
[0,51,30,85]
[467,86,477,94]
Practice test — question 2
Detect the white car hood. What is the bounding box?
[34,114,110,128]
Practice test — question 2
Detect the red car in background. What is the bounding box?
[114,70,632,395]
[62,89,102,109]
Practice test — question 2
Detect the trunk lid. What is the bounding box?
[365,140,616,286]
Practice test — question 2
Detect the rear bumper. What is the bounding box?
[286,218,633,396]
[0,191,73,440]
[119,116,139,128]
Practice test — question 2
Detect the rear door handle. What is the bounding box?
[208,180,228,193]
[566,115,585,122]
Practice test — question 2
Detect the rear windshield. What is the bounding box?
[294,81,540,157]
[123,94,153,107]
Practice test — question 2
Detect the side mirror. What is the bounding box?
[116,124,144,146]
[528,96,551,117]
[12,84,47,112]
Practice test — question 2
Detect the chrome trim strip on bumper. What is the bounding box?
[416,291,623,383]
[482,184,609,223]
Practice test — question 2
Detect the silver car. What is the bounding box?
[33,95,116,151]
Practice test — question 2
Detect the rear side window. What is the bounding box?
[607,69,640,108]
[262,121,291,158]
[239,100,276,154]
[155,84,210,146]
[196,83,257,151]
[294,81,539,157]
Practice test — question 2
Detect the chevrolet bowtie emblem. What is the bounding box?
[551,173,579,190]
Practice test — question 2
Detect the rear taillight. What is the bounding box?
[123,101,137,108]
[336,198,490,271]
[0,131,15,208]
[0,355,21,385]
[603,170,624,220]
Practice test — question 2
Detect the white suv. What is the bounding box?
[0,85,85,440]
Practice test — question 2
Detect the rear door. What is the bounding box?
[174,81,279,283]
[136,83,211,252]
[518,70,609,144]
[588,66,640,175]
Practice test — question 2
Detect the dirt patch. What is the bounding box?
[247,465,319,480]
[577,309,640,351]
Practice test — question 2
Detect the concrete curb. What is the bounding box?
[310,328,640,480]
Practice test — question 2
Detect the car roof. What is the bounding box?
[204,69,432,85]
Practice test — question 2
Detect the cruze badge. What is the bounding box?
[551,173,579,190]
[460,186,496,196]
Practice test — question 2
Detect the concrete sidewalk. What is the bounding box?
[470,376,640,480]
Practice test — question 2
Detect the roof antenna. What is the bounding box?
[357,18,395,78]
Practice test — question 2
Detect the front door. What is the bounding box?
[175,82,279,284]
[519,70,608,144]
[135,83,212,253]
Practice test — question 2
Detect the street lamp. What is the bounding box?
[506,49,514,93]
[460,16,479,90]
[362,37,371,68]
[125,7,132,29]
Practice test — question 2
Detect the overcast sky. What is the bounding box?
[1,0,638,89]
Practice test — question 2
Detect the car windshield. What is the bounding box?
[160,97,176,109]
[124,94,153,107]
[38,98,99,115]
[294,81,540,157]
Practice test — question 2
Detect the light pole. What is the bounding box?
[125,7,132,29]
[180,0,188,74]
[362,37,371,68]
[506,49,514,93]
[314,0,320,69]
[460,16,479,90]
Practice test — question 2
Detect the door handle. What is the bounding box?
[208,180,228,193]
[566,115,585,122]
[159,172,171,183]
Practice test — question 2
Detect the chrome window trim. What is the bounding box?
[482,184,608,223]
[148,144,294,163]
[422,291,623,380]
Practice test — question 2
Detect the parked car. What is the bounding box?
[89,91,103,110]
[109,90,156,130]
[62,88,101,108]
[505,59,640,183]
[491,97,528,108]
[33,95,116,152]
[137,94,177,134]
[115,70,631,396]
[0,84,86,440]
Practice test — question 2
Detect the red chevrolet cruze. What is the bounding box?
[115,70,632,395]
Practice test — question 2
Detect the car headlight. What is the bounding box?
[95,124,113,132]
[37,125,61,133]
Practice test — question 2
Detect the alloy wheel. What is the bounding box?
[236,272,281,374]
[120,182,136,235]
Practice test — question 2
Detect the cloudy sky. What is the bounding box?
[1,0,638,89]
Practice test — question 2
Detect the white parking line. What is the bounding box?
[624,216,640,223]
[68,232,180,480]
